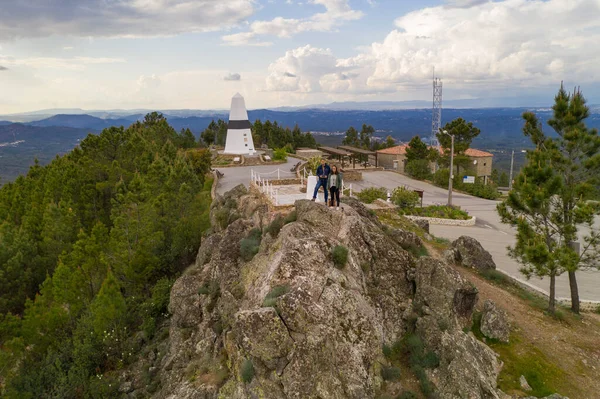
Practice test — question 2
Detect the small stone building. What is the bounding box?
[377,145,493,183]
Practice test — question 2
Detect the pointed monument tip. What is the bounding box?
[233,92,243,98]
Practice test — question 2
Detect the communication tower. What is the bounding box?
[431,69,442,149]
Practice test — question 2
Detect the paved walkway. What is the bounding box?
[215,157,299,195]
[353,171,600,302]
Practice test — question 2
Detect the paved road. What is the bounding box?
[215,157,299,195]
[352,171,600,302]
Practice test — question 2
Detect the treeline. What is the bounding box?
[200,119,317,150]
[0,113,213,397]
[342,124,397,150]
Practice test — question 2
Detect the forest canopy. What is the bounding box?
[0,113,213,397]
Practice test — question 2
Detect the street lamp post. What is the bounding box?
[441,130,454,207]
[509,150,515,190]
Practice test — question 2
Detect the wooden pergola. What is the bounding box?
[318,146,352,167]
[337,145,378,168]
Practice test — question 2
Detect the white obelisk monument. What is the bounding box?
[224,93,256,155]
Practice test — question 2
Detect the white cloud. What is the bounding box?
[0,0,255,39]
[265,0,600,98]
[0,56,125,71]
[224,72,242,81]
[222,0,363,46]
[137,74,161,90]
[266,45,339,92]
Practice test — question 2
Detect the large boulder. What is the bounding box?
[151,190,507,399]
[445,235,496,271]
[480,299,510,343]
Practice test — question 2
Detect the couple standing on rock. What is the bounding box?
[311,158,343,210]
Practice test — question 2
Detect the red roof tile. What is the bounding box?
[377,145,492,157]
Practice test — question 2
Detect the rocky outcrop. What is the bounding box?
[387,228,424,252]
[444,235,496,271]
[480,300,510,343]
[145,190,508,398]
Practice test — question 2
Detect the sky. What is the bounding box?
[1,0,600,113]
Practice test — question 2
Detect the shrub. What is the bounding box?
[214,208,230,229]
[391,187,420,208]
[398,392,418,399]
[433,168,450,188]
[462,181,501,200]
[331,245,349,269]
[307,156,322,174]
[240,228,262,262]
[240,238,260,261]
[273,148,288,161]
[266,215,285,238]
[284,210,297,224]
[356,187,388,204]
[150,277,174,317]
[241,359,255,383]
[381,366,401,381]
[283,143,295,154]
[595,305,600,315]
[405,159,432,180]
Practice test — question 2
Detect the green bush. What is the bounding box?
[461,181,501,200]
[332,245,349,269]
[214,208,231,229]
[240,238,260,261]
[356,187,387,204]
[433,168,450,188]
[391,187,420,208]
[283,143,295,154]
[595,305,600,315]
[284,210,297,224]
[150,277,174,317]
[240,228,262,262]
[406,159,432,180]
[266,215,285,238]
[307,156,322,174]
[241,359,255,383]
[273,148,288,161]
[381,366,401,381]
[399,205,469,220]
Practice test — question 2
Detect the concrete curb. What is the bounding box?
[404,215,477,227]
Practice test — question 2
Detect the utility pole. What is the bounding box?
[448,133,454,207]
[509,149,515,190]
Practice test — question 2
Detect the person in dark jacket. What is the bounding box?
[312,159,331,203]
[327,165,343,209]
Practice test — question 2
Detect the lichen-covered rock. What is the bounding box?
[387,228,424,251]
[445,235,496,271]
[413,218,430,233]
[520,375,533,391]
[151,191,506,399]
[480,300,510,343]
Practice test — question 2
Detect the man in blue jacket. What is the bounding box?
[312,158,331,203]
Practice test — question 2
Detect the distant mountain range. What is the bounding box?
[2,106,600,183]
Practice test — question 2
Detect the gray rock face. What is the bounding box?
[387,228,424,251]
[445,235,496,271]
[413,218,430,234]
[481,300,510,343]
[151,192,506,399]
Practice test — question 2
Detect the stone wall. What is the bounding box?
[341,169,363,181]
[268,178,302,185]
[403,215,477,227]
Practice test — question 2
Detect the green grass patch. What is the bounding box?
[332,245,349,269]
[240,359,255,383]
[240,228,262,262]
[469,311,565,396]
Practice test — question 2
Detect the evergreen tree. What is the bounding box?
[384,135,396,149]
[342,126,360,147]
[360,124,375,149]
[90,270,127,336]
[546,84,600,313]
[497,112,565,313]
[405,136,429,162]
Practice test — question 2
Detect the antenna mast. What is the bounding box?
[431,67,442,149]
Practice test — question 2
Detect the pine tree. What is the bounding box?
[342,126,360,147]
[497,112,564,313]
[546,84,600,313]
[90,270,127,336]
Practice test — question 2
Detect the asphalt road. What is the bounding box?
[215,157,299,195]
[351,171,600,302]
